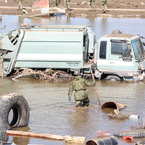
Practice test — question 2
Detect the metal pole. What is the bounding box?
[0,56,3,78]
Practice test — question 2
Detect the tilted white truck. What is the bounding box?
[0,25,145,81]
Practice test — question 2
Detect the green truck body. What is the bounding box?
[0,25,95,76]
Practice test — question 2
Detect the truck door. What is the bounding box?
[108,39,133,71]
[97,40,109,70]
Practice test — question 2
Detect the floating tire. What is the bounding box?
[0,119,8,142]
[0,93,30,130]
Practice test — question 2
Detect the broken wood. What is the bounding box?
[64,135,85,143]
[6,130,85,143]
[6,130,64,141]
[11,68,73,82]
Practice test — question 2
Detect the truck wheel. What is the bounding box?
[105,75,121,81]
[0,93,30,130]
[0,119,8,142]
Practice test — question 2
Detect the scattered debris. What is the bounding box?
[7,130,85,143]
[96,131,110,137]
[131,122,145,130]
[101,102,127,110]
[64,135,85,143]
[122,136,133,142]
[7,130,64,141]
[129,114,139,120]
[140,2,145,6]
[22,8,28,14]
[11,68,73,82]
[32,0,49,9]
[20,22,29,27]
[109,109,129,119]
[25,7,65,18]
[136,141,145,145]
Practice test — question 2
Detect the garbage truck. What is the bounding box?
[0,25,95,77]
[0,25,145,81]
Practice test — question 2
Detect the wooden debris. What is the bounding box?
[6,130,64,141]
[6,130,85,143]
[96,131,110,137]
[109,109,129,119]
[131,122,145,130]
[64,135,85,143]
[20,22,29,27]
[11,68,73,82]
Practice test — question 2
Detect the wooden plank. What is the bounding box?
[6,130,85,143]
[6,130,64,141]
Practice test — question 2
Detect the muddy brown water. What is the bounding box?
[0,15,145,145]
[1,77,145,145]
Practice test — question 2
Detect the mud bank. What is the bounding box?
[0,0,145,17]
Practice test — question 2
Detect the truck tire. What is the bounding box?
[86,136,118,145]
[0,93,30,130]
[0,119,8,142]
[105,75,121,81]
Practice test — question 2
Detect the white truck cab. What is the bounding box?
[94,33,145,81]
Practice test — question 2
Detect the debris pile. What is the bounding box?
[11,68,73,82]
[109,109,129,119]
[131,122,145,130]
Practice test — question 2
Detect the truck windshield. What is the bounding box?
[131,38,145,61]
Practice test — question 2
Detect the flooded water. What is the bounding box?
[1,15,145,145]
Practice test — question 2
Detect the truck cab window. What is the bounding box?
[99,41,107,59]
[111,41,126,55]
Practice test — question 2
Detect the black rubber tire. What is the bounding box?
[0,93,30,130]
[105,75,121,81]
[0,119,8,142]
[86,137,118,145]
